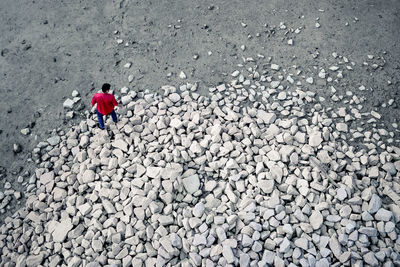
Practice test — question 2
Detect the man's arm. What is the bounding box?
[112,95,119,107]
[91,95,96,106]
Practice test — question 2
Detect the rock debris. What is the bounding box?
[1,55,400,266]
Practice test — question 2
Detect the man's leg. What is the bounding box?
[110,110,118,123]
[96,110,105,129]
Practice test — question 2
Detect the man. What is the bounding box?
[91,83,119,130]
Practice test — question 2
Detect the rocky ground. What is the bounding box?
[0,0,399,266]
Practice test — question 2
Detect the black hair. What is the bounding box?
[102,83,111,93]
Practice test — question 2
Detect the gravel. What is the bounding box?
[1,56,399,266]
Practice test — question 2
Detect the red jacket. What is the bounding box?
[91,93,118,115]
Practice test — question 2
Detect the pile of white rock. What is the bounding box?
[1,76,399,267]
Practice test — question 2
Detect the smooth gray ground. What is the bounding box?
[0,0,399,221]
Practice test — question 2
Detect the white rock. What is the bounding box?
[170,118,183,129]
[363,252,379,266]
[216,227,226,241]
[26,254,44,267]
[136,165,146,177]
[294,238,308,250]
[241,234,253,247]
[121,86,129,94]
[266,150,280,161]
[103,199,116,214]
[146,167,161,178]
[63,98,74,109]
[193,203,205,217]
[193,234,207,246]
[190,141,202,154]
[204,180,217,191]
[336,188,347,201]
[318,69,326,79]
[359,227,377,237]
[20,128,31,135]
[316,258,329,267]
[258,180,275,194]
[252,241,263,252]
[47,136,61,146]
[52,218,73,242]
[210,124,222,136]
[189,253,201,266]
[309,131,323,147]
[71,90,80,97]
[385,222,395,233]
[121,95,132,105]
[382,163,397,175]
[282,224,294,235]
[271,64,280,70]
[374,208,392,221]
[92,240,103,252]
[222,245,235,264]
[368,194,382,214]
[112,139,129,152]
[371,110,381,119]
[82,169,95,183]
[182,174,200,194]
[257,110,276,124]
[78,203,92,216]
[16,255,27,267]
[179,71,187,79]
[277,92,286,100]
[68,256,82,267]
[169,93,181,103]
[231,70,240,77]
[13,143,21,153]
[336,122,348,132]
[65,111,74,119]
[270,81,280,89]
[159,215,174,225]
[170,233,182,247]
[279,237,291,253]
[240,254,250,266]
[329,236,342,259]
[309,210,323,230]
[53,187,67,202]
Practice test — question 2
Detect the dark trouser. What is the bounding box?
[97,110,117,129]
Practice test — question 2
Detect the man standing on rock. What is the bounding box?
[91,83,119,130]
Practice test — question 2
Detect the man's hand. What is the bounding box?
[91,105,96,113]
